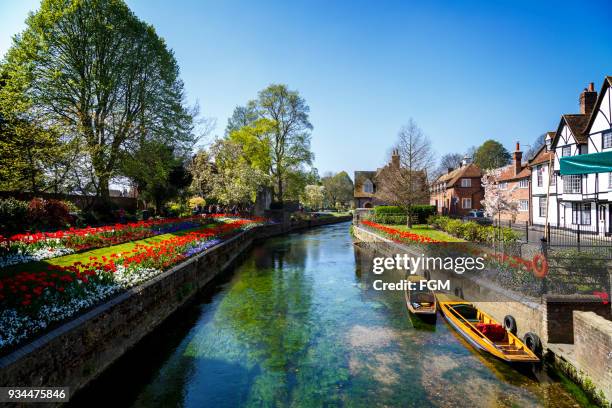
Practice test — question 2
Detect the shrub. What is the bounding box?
[429,215,520,244]
[410,205,437,223]
[374,205,436,224]
[27,198,72,230]
[374,206,405,215]
[0,198,30,233]
[188,196,206,209]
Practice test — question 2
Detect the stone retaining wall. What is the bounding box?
[573,311,612,405]
[0,216,350,404]
[545,296,611,344]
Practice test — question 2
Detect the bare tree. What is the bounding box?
[375,119,435,227]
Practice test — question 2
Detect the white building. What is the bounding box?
[535,77,612,236]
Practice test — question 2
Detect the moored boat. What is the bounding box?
[404,275,437,321]
[439,301,540,363]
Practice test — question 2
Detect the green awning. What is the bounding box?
[559,151,612,175]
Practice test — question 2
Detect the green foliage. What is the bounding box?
[429,215,520,244]
[0,198,29,233]
[373,205,436,224]
[473,140,511,170]
[321,171,353,209]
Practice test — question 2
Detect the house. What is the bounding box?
[538,78,612,235]
[528,134,555,227]
[353,150,400,208]
[430,158,483,216]
[492,142,531,223]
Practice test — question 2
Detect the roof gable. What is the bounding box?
[583,76,612,135]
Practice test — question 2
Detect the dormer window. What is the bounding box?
[363,179,374,193]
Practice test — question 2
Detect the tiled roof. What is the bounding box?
[562,114,589,144]
[528,144,554,167]
[353,171,376,198]
[432,163,482,187]
[496,164,530,182]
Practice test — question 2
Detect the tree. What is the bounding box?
[225,102,258,135]
[0,0,195,203]
[321,171,354,209]
[256,84,314,203]
[473,140,511,170]
[189,150,215,198]
[434,153,463,179]
[481,169,517,222]
[526,133,546,160]
[375,119,435,227]
[301,185,325,210]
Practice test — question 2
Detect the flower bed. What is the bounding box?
[361,220,438,243]
[0,217,265,352]
[0,214,266,268]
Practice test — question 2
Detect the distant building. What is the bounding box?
[430,158,483,216]
[491,142,531,223]
[353,150,401,208]
[528,135,555,226]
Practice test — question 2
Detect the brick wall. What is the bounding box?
[573,311,612,404]
[544,295,611,344]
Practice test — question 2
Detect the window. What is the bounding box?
[461,178,471,187]
[519,179,529,188]
[536,166,543,187]
[579,144,588,155]
[539,197,547,217]
[563,175,581,194]
[462,198,472,209]
[572,203,591,225]
[603,131,612,149]
[499,182,508,190]
[561,146,572,157]
[550,172,556,186]
[609,173,612,189]
[363,179,373,193]
[518,200,528,212]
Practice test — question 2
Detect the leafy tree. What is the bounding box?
[227,118,274,173]
[0,0,195,203]
[256,84,314,203]
[321,171,353,209]
[189,150,215,198]
[473,140,511,170]
[225,102,258,135]
[375,119,435,227]
[301,185,325,210]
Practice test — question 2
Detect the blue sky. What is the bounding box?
[1,1,611,178]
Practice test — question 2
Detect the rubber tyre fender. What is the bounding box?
[503,315,518,335]
[523,332,543,357]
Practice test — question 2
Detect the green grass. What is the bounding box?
[0,223,217,276]
[390,224,464,242]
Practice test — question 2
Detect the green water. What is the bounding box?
[72,222,589,407]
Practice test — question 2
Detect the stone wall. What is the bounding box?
[544,295,611,344]
[573,311,612,405]
[0,217,349,404]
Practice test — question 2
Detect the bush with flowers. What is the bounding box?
[361,220,438,244]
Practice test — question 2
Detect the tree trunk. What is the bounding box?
[276,171,283,204]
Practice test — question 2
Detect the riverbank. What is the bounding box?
[0,215,351,404]
[352,223,612,407]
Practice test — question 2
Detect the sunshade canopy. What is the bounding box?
[559,151,612,175]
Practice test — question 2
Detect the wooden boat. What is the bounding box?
[404,275,437,320]
[439,301,540,363]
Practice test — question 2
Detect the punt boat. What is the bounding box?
[404,275,437,321]
[439,301,540,363]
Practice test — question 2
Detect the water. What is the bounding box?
[71,222,589,407]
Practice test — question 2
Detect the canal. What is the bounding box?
[70,222,589,407]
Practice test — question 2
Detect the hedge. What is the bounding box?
[372,205,436,224]
[427,215,520,244]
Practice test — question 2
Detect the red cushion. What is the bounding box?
[475,323,506,341]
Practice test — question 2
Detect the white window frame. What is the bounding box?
[461,198,472,209]
[518,199,528,212]
[550,172,556,186]
[518,179,529,188]
[537,166,543,187]
[572,203,591,225]
[460,178,471,188]
[538,197,547,217]
[609,172,612,189]
[499,182,508,190]
[563,175,581,194]
[603,131,612,149]
[561,146,572,157]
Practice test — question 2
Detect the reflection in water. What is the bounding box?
[71,222,588,408]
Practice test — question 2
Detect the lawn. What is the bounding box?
[0,223,218,276]
[390,224,464,242]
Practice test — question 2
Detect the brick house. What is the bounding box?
[491,142,531,223]
[430,159,483,216]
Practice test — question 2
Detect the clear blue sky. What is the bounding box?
[1,0,611,178]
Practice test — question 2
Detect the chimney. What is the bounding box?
[461,156,472,166]
[579,82,597,115]
[391,149,400,169]
[513,142,522,176]
[447,167,454,174]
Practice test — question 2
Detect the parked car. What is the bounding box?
[462,210,492,225]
